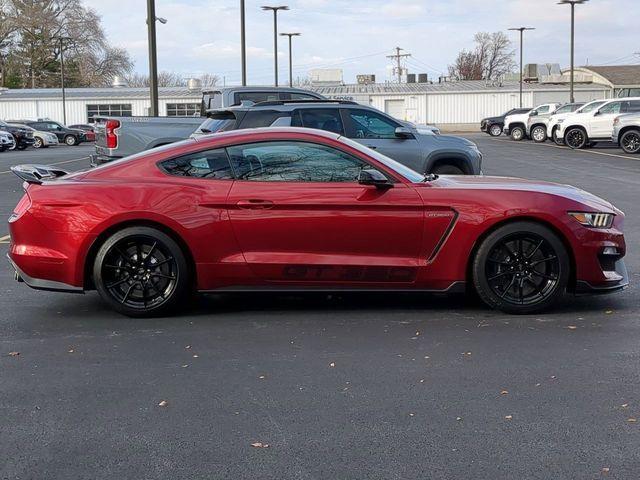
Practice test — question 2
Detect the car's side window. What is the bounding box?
[345,109,399,139]
[226,141,367,182]
[292,109,344,135]
[535,106,550,114]
[238,110,289,129]
[625,101,640,113]
[599,102,622,115]
[160,148,234,179]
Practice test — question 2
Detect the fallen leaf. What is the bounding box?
[505,415,513,420]
[535,383,541,387]
[67,349,74,353]
[419,379,425,383]
[8,352,20,357]
[456,416,463,421]
[329,362,335,368]
[621,403,629,408]
[627,418,637,423]
[251,442,269,448]
[192,354,199,358]
[185,345,191,349]
[181,364,189,368]
[409,413,415,417]
[500,390,509,395]
[258,375,266,379]
[158,400,168,407]
[567,325,578,330]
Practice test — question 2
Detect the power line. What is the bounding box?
[386,47,411,83]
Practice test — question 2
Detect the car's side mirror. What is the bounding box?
[358,168,393,189]
[394,126,414,139]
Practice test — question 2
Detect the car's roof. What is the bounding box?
[210,101,373,114]
[192,126,342,144]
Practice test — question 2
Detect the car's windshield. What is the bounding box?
[198,115,236,134]
[337,135,425,183]
[577,101,606,114]
[555,104,582,114]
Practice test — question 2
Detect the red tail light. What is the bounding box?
[105,120,120,149]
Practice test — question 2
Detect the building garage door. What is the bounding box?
[384,99,405,120]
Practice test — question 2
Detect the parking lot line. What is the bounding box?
[0,235,10,244]
[490,138,639,161]
[0,156,90,175]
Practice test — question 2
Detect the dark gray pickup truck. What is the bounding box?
[91,86,326,166]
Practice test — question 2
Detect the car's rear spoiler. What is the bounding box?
[10,164,69,184]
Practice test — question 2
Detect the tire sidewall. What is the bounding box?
[472,221,570,314]
[93,226,190,317]
[33,137,43,148]
[432,165,464,175]
[510,127,524,141]
[621,130,640,154]
[65,135,77,146]
[565,128,587,149]
[532,126,547,143]
[489,124,503,137]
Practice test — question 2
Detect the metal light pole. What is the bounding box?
[508,27,535,108]
[280,32,300,86]
[56,37,72,125]
[558,0,589,103]
[261,5,289,87]
[240,0,247,86]
[146,1,167,116]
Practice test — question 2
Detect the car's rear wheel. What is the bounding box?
[620,130,640,154]
[510,126,525,141]
[472,221,570,314]
[432,164,464,175]
[565,127,588,149]
[531,126,547,143]
[489,124,503,137]
[33,137,43,149]
[93,226,190,317]
[552,128,564,145]
[64,135,78,146]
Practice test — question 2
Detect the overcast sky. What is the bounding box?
[84,0,638,85]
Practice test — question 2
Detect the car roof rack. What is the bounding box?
[253,99,359,107]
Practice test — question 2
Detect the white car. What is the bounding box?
[8,123,59,149]
[0,130,15,151]
[547,100,607,145]
[557,97,640,149]
[503,104,560,141]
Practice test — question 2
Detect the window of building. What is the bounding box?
[87,104,132,123]
[226,141,366,182]
[166,103,201,117]
[160,149,234,179]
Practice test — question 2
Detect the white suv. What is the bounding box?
[547,100,607,145]
[504,104,560,141]
[557,97,640,149]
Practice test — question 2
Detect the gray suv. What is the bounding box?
[194,101,483,175]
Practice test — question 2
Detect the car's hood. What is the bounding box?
[482,115,503,123]
[432,175,617,212]
[430,135,477,148]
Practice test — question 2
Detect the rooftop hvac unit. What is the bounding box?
[523,64,539,81]
[407,73,416,84]
[357,74,376,85]
[112,76,128,88]
[187,78,203,91]
[417,73,428,83]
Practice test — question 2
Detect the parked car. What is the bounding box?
[11,120,86,146]
[557,98,640,149]
[0,120,35,150]
[0,129,15,151]
[69,124,96,142]
[8,123,59,149]
[480,108,531,137]
[91,86,327,166]
[526,103,584,143]
[8,128,627,317]
[191,100,482,175]
[504,104,560,141]
[612,113,640,154]
[547,100,607,145]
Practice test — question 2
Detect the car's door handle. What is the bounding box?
[236,199,275,210]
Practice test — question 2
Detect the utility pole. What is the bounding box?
[146,0,159,116]
[55,36,72,125]
[280,32,300,86]
[262,5,289,87]
[240,0,247,86]
[508,27,535,108]
[558,0,589,103]
[386,47,411,83]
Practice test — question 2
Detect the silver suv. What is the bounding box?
[193,100,483,175]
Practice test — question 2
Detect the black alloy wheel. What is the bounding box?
[620,130,640,154]
[473,221,569,314]
[565,127,588,149]
[93,227,189,317]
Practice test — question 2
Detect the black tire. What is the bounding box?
[33,137,43,149]
[93,226,190,317]
[16,144,27,150]
[565,127,588,149]
[531,126,547,143]
[552,128,564,145]
[432,164,464,175]
[489,124,503,137]
[64,135,78,146]
[472,221,570,314]
[620,130,640,154]
[510,126,525,141]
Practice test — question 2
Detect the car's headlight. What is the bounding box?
[568,212,614,229]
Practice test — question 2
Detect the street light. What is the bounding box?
[280,32,300,87]
[508,27,535,108]
[54,36,72,125]
[261,5,289,86]
[558,0,589,103]
[146,0,168,117]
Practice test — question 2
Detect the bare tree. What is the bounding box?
[448,31,515,81]
[124,71,220,88]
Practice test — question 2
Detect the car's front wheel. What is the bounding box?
[432,164,464,175]
[472,221,570,314]
[33,137,43,149]
[64,135,78,146]
[565,127,588,149]
[531,126,547,143]
[620,130,640,154]
[510,126,525,141]
[489,124,503,137]
[93,226,190,317]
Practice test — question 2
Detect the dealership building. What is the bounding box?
[1,65,636,131]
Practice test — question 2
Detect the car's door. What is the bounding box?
[340,108,421,167]
[590,101,624,138]
[225,140,426,285]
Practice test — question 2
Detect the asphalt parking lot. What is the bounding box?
[1,137,639,479]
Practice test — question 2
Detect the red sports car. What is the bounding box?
[7,128,628,317]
